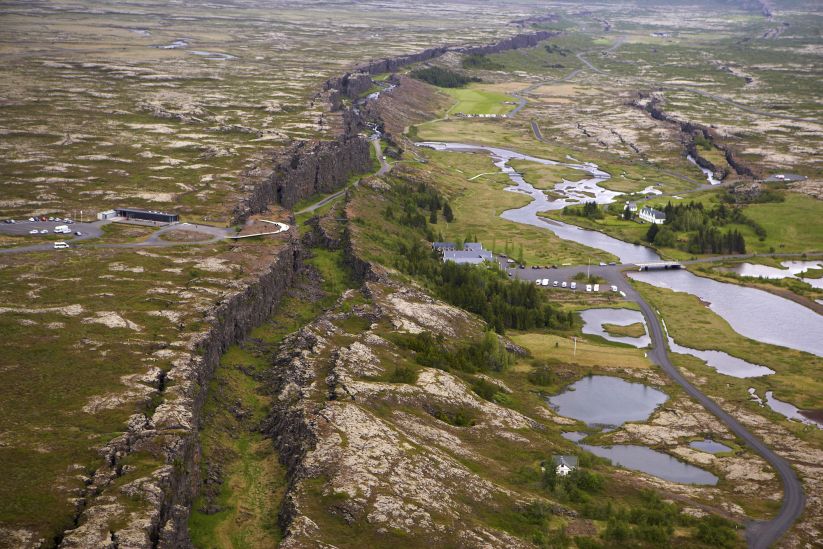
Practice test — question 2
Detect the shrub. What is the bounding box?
[409,66,480,88]
[389,366,418,384]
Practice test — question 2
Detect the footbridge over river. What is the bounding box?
[636,261,682,271]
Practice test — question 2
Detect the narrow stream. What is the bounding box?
[687,154,722,185]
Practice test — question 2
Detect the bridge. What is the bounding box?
[636,261,682,271]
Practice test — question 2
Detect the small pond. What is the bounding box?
[666,334,774,378]
[580,308,650,348]
[562,432,718,485]
[547,375,668,428]
[690,439,732,454]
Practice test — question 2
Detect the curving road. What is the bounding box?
[617,271,805,549]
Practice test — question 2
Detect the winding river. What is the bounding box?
[419,142,823,358]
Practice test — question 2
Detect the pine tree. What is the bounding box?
[442,202,454,222]
[646,223,659,243]
[429,209,437,224]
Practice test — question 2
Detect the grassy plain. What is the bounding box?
[511,332,652,370]
[444,85,516,116]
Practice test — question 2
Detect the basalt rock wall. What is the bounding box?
[59,237,304,549]
[233,131,371,224]
[635,93,759,180]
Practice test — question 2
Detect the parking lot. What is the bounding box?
[1,217,103,239]
[496,257,630,295]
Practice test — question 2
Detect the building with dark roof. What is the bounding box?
[115,208,179,224]
[638,206,666,225]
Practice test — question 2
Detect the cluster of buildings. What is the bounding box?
[432,241,494,264]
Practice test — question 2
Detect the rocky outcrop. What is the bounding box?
[59,236,303,548]
[348,30,556,77]
[632,93,759,180]
[264,283,556,547]
[233,135,371,223]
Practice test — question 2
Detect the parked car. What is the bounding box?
[585,284,592,292]
[541,279,549,286]
[29,229,38,234]
[53,242,69,249]
[552,280,559,287]
[608,262,617,266]
[39,229,48,234]
[48,217,54,221]
[593,284,600,292]
[611,285,618,292]
[599,262,606,266]
[75,231,83,236]
[570,282,577,290]
[562,281,567,288]
[28,217,35,222]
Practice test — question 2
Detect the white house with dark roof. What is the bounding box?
[639,206,666,225]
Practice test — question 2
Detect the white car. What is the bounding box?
[29,229,38,234]
[552,280,559,287]
[611,285,618,292]
[570,282,577,290]
[585,284,592,292]
[53,241,69,249]
[541,278,549,286]
[561,281,567,288]
[28,217,35,222]
[593,284,600,292]
[40,229,48,234]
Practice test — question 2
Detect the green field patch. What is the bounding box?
[444,85,517,116]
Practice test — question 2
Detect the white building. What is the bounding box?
[552,455,578,477]
[97,209,117,220]
[625,201,638,213]
[638,206,666,225]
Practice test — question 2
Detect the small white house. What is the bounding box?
[625,201,638,213]
[639,206,666,225]
[97,209,117,220]
[552,455,578,477]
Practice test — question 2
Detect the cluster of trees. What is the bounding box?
[384,180,453,237]
[390,330,513,375]
[580,491,739,548]
[383,176,572,334]
[461,53,503,70]
[563,201,603,219]
[408,66,480,88]
[543,461,604,504]
[393,238,572,334]
[644,200,757,254]
[544,44,572,56]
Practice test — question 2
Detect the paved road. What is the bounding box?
[618,272,805,549]
[575,35,626,75]
[0,220,234,255]
[507,260,806,547]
